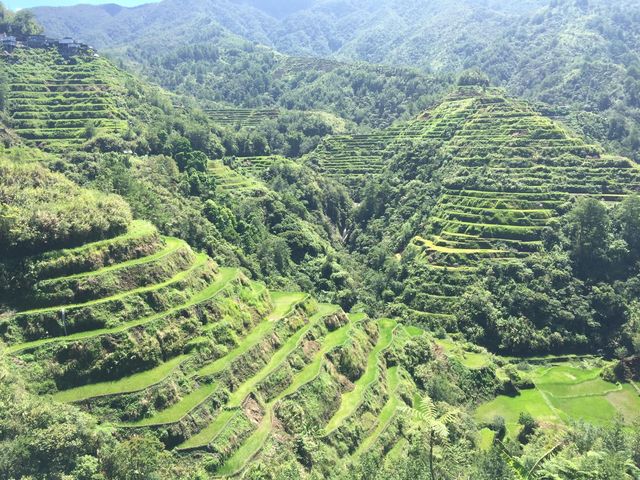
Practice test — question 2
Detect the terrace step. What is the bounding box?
[177,303,341,450]
[323,318,397,435]
[121,292,308,428]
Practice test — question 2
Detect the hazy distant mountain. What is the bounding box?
[30,0,640,158]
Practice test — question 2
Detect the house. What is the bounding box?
[58,37,75,47]
[1,35,17,53]
[58,37,81,56]
[26,34,47,48]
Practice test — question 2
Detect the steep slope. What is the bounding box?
[30,0,275,50]
[0,158,421,477]
[398,87,633,323]
[30,0,544,60]
[31,0,640,157]
[347,85,640,337]
[2,47,129,152]
[0,45,364,306]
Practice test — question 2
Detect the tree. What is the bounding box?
[103,435,167,480]
[517,412,538,444]
[402,394,459,480]
[617,195,640,263]
[564,198,612,280]
[457,69,490,87]
[9,10,43,36]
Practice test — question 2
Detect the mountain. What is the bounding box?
[3,3,640,479]
[0,154,502,480]
[31,0,640,159]
[0,44,363,309]
[231,0,317,18]
[347,83,640,355]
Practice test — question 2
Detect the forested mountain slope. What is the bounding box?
[2,4,640,480]
[0,156,500,480]
[32,0,640,158]
[0,44,362,308]
[348,83,640,356]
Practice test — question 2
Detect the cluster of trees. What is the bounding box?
[36,0,640,160]
[117,31,452,131]
[455,196,640,355]
[53,150,360,309]
[0,3,42,36]
[0,356,206,480]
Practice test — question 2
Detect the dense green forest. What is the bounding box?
[32,0,640,159]
[0,1,639,479]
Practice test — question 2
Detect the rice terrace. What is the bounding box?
[1,1,640,479]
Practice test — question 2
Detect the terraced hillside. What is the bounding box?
[1,47,129,152]
[208,159,267,195]
[476,361,640,436]
[205,108,279,127]
[311,132,393,179]
[0,160,423,477]
[386,87,640,326]
[231,155,285,177]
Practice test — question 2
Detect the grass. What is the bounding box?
[478,428,495,451]
[324,318,397,434]
[196,292,306,378]
[54,354,188,403]
[216,409,273,477]
[274,320,354,400]
[128,382,219,427]
[434,337,492,369]
[6,264,237,355]
[178,303,340,450]
[43,237,185,282]
[4,48,129,151]
[216,309,356,474]
[124,292,307,429]
[354,366,401,456]
[36,219,155,262]
[476,388,559,434]
[267,292,308,320]
[404,325,425,337]
[14,252,209,318]
[475,362,640,435]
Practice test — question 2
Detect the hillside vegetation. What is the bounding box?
[2,4,640,480]
[348,84,640,357]
[0,158,445,479]
[32,0,640,159]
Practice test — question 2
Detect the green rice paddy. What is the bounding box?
[476,362,640,435]
[54,354,189,403]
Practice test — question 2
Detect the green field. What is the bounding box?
[216,409,273,476]
[476,362,640,435]
[4,48,129,152]
[434,337,492,369]
[54,354,188,403]
[45,237,185,282]
[123,291,306,428]
[127,382,219,427]
[6,264,236,355]
[216,312,357,475]
[355,366,401,456]
[178,304,340,450]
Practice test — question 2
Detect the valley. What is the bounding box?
[1,2,640,479]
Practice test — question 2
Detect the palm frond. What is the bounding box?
[527,442,563,478]
[496,441,528,480]
[432,421,449,440]
[417,394,437,419]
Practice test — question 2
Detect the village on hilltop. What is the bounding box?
[1,33,92,56]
